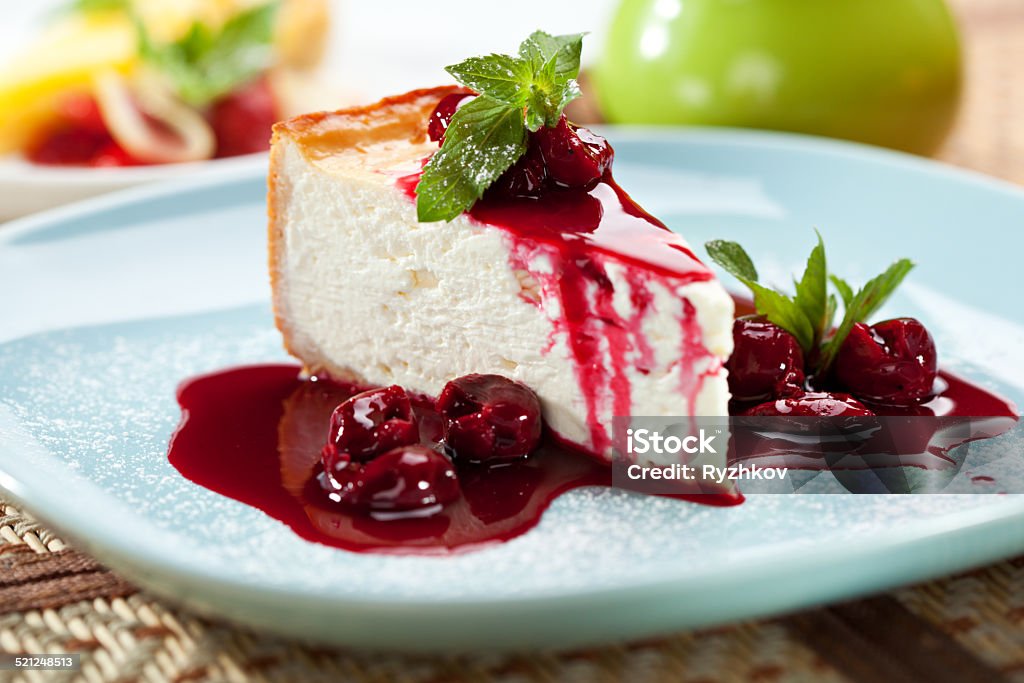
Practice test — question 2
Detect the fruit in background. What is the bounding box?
[0,14,136,154]
[93,71,217,163]
[24,93,142,166]
[594,0,962,155]
[274,0,330,69]
[0,0,329,165]
[209,78,278,157]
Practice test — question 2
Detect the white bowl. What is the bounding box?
[0,152,268,221]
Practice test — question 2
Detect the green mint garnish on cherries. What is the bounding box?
[416,31,585,223]
[705,233,914,376]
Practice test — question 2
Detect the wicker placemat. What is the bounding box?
[2,0,1022,680]
[1,502,1021,683]
[938,0,1024,183]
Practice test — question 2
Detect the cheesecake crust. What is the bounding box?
[270,86,466,154]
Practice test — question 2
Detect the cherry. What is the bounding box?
[533,117,613,189]
[726,315,806,402]
[27,127,111,166]
[489,141,548,198]
[835,318,937,405]
[27,94,151,167]
[58,94,107,133]
[346,445,460,512]
[744,392,875,417]
[323,385,419,471]
[427,93,474,143]
[208,78,278,158]
[91,142,142,167]
[437,374,542,462]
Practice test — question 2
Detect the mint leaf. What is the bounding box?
[825,293,838,330]
[705,240,814,350]
[705,240,758,281]
[830,275,855,307]
[416,96,527,223]
[819,259,915,372]
[793,232,829,347]
[445,55,533,106]
[848,258,914,322]
[747,283,815,351]
[138,2,278,107]
[518,31,584,80]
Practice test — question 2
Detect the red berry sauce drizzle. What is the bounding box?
[172,365,614,555]
[26,80,277,167]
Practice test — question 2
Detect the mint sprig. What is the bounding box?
[705,235,914,375]
[417,31,585,223]
[137,2,279,107]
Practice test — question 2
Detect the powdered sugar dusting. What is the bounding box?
[1,304,1021,602]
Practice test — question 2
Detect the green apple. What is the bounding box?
[594,0,962,155]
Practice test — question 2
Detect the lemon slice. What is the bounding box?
[0,13,137,154]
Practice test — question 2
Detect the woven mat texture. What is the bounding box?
[2,0,1023,680]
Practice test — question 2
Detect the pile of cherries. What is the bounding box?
[428,92,615,198]
[27,79,277,166]
[319,374,543,515]
[727,315,938,416]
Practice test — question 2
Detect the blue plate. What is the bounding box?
[1,129,1023,652]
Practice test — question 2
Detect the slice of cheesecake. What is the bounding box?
[268,86,734,459]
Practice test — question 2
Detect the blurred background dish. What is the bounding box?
[1,0,333,167]
[0,0,345,218]
[0,151,267,220]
